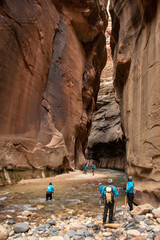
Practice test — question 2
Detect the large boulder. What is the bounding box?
[130,204,153,216]
[152,208,160,219]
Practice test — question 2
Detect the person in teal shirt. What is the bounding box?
[82,164,86,173]
[98,181,104,204]
[125,176,135,211]
[84,165,88,174]
[46,183,55,201]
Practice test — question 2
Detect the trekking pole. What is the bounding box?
[124,182,127,210]
[113,199,117,219]
[113,187,119,219]
[125,194,127,210]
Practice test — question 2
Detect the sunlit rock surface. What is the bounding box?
[0,0,107,183]
[110,0,160,206]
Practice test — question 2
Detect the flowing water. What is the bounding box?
[0,169,127,224]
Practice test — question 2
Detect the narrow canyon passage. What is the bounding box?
[0,1,160,239]
[0,0,160,207]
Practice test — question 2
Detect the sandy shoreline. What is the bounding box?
[18,170,114,185]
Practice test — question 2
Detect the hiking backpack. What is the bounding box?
[105,186,114,203]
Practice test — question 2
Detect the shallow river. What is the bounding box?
[0,169,127,223]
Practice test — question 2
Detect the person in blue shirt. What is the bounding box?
[92,164,96,175]
[102,178,119,224]
[84,165,88,174]
[98,181,104,204]
[82,164,86,173]
[46,183,55,201]
[125,176,135,211]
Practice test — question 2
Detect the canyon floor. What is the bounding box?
[0,170,160,239]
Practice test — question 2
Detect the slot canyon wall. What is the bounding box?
[86,17,126,170]
[110,0,160,206]
[0,0,108,184]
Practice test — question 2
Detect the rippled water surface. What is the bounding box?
[0,169,127,223]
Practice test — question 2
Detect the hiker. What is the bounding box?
[82,164,86,173]
[46,182,55,201]
[98,181,104,204]
[84,164,88,174]
[92,164,96,175]
[102,178,119,224]
[125,176,135,211]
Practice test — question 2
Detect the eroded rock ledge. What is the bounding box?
[110,0,160,206]
[0,0,107,184]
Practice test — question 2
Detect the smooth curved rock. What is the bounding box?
[0,225,9,240]
[0,0,107,183]
[130,204,153,216]
[152,208,160,219]
[14,222,29,233]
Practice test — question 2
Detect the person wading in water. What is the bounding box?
[98,181,105,204]
[84,164,88,174]
[46,183,55,201]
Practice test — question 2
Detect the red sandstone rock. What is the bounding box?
[86,14,125,170]
[0,0,107,182]
[110,0,160,206]
[130,204,153,216]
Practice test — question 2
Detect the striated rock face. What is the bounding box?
[86,62,125,170]
[110,0,160,206]
[86,14,125,170]
[0,0,107,183]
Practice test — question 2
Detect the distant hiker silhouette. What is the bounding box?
[92,164,96,175]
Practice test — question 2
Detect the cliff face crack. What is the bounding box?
[13,143,28,151]
[13,143,34,168]
[144,24,151,50]
[152,154,160,160]
[143,141,160,152]
[42,98,51,113]
[3,10,22,28]
[13,28,34,75]
[45,24,60,86]
[150,124,160,130]
[149,61,160,69]
[34,0,42,9]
